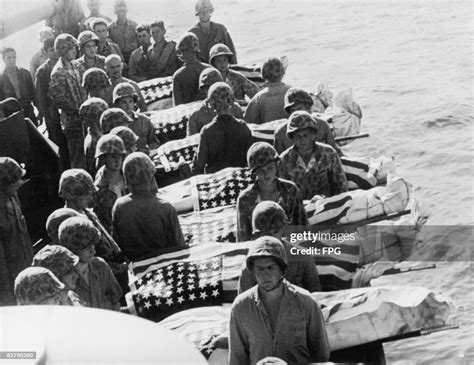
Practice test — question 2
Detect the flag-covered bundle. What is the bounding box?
[126,242,251,317]
[154,134,200,172]
[306,174,411,226]
[138,76,173,110]
[160,286,450,356]
[147,101,200,143]
[180,206,237,244]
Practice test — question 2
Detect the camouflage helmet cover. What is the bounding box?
[246,236,288,272]
[113,82,138,105]
[207,81,234,112]
[14,267,65,305]
[0,157,25,187]
[46,208,82,242]
[32,245,79,280]
[54,33,78,57]
[123,152,156,186]
[176,32,200,53]
[82,67,111,91]
[100,107,132,133]
[252,201,288,236]
[77,30,99,49]
[247,142,279,173]
[58,216,101,254]
[209,43,233,65]
[286,110,318,138]
[261,57,285,83]
[58,169,97,200]
[95,134,126,158]
[199,67,223,89]
[110,126,139,151]
[79,97,109,125]
[284,88,314,113]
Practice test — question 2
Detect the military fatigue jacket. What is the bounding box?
[224,69,260,101]
[74,257,122,311]
[148,40,180,78]
[108,19,138,61]
[229,280,330,365]
[0,193,33,305]
[273,115,342,156]
[74,55,106,72]
[244,82,291,125]
[128,46,153,82]
[189,21,237,64]
[98,40,124,60]
[236,178,308,242]
[187,99,243,136]
[278,142,348,200]
[172,61,210,106]
[48,57,87,131]
[30,48,48,79]
[127,112,160,154]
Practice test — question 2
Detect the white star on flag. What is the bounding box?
[212,289,220,297]
[189,293,196,301]
[177,296,184,304]
[166,298,173,306]
[200,291,208,300]
[144,301,151,309]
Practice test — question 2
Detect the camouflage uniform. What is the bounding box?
[110,126,139,155]
[112,152,185,261]
[187,68,243,136]
[14,267,65,305]
[58,217,122,310]
[193,83,252,174]
[0,158,33,305]
[49,34,87,168]
[94,135,127,232]
[236,143,307,242]
[80,97,109,176]
[273,88,341,155]
[98,39,123,59]
[278,111,348,199]
[100,107,132,134]
[75,55,106,71]
[224,69,260,101]
[244,58,290,125]
[172,33,211,106]
[45,208,82,244]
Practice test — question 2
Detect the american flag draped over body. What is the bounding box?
[138,76,173,105]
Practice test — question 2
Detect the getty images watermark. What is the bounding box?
[0,352,36,359]
[287,230,357,258]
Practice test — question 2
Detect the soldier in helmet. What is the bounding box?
[192,82,252,174]
[58,216,122,310]
[104,54,147,112]
[113,82,159,155]
[112,152,185,261]
[229,236,330,365]
[80,97,109,176]
[236,142,307,242]
[209,43,259,103]
[189,0,237,65]
[100,107,131,134]
[48,33,87,169]
[244,57,291,125]
[82,68,112,101]
[148,21,180,78]
[238,200,320,293]
[274,87,341,155]
[45,208,82,245]
[92,18,124,60]
[172,32,211,106]
[32,245,86,306]
[186,68,243,136]
[0,157,33,305]
[14,267,69,306]
[75,30,106,71]
[108,0,138,64]
[279,111,348,199]
[110,126,138,155]
[94,134,127,232]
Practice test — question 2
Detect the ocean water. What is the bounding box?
[3,0,473,363]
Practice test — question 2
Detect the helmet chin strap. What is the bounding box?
[260,275,284,292]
